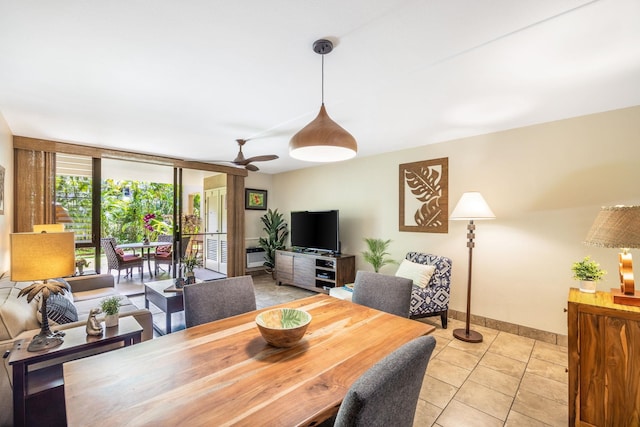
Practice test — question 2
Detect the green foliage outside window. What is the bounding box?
[56,176,175,244]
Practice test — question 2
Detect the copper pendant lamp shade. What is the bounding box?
[289,39,357,162]
[289,103,357,162]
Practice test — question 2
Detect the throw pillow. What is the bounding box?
[156,245,172,254]
[395,259,436,289]
[36,292,79,326]
[115,248,126,258]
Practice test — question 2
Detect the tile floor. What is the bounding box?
[413,316,568,427]
[115,270,569,426]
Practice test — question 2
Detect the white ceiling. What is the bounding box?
[1,0,639,174]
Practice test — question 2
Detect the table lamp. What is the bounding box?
[33,224,65,233]
[584,205,640,306]
[450,192,495,343]
[10,231,75,351]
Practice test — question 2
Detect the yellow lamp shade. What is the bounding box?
[10,232,75,281]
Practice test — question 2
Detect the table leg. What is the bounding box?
[12,360,26,427]
[147,248,153,278]
[166,311,172,334]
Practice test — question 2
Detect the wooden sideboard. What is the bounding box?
[567,288,640,426]
[275,249,355,293]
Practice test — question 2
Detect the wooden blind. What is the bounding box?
[14,149,56,232]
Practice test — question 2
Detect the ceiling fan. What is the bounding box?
[206,139,279,171]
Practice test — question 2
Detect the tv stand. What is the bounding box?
[275,249,355,293]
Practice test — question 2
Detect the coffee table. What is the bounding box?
[144,278,200,335]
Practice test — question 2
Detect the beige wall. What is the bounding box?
[271,106,640,335]
[244,173,274,248]
[0,112,12,274]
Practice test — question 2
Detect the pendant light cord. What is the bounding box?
[321,54,325,105]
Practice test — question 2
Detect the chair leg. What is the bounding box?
[440,311,448,329]
[117,270,121,283]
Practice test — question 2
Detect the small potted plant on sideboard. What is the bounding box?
[571,256,606,293]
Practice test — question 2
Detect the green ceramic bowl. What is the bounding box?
[255,308,312,348]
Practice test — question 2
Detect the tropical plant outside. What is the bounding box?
[101,179,174,242]
[258,209,289,271]
[362,238,397,273]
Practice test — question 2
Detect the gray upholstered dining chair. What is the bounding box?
[351,271,413,318]
[183,275,257,328]
[329,335,436,427]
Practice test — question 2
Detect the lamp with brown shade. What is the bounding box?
[584,205,640,306]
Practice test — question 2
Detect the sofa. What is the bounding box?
[0,273,153,427]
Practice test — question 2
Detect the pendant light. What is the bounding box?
[289,39,357,162]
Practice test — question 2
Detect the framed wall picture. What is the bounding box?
[245,188,267,210]
[399,157,448,233]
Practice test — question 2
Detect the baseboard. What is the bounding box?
[448,309,568,347]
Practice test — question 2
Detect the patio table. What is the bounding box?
[117,241,168,278]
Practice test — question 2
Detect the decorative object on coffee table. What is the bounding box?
[584,205,640,305]
[86,308,104,336]
[10,231,75,351]
[100,296,122,327]
[449,192,495,343]
[182,252,201,284]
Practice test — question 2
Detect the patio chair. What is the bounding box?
[183,275,257,328]
[154,234,174,275]
[331,335,436,427]
[352,271,413,318]
[100,237,143,283]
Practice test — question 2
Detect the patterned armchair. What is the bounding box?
[406,252,452,328]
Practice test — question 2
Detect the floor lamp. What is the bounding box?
[450,192,495,343]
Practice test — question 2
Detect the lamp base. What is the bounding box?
[27,330,65,352]
[453,328,483,343]
[611,288,640,307]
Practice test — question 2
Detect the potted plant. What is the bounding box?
[571,256,606,293]
[100,295,122,327]
[362,238,397,273]
[258,209,289,276]
[75,258,90,275]
[182,251,202,284]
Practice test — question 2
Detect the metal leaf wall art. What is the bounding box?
[399,158,448,233]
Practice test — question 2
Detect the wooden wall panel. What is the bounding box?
[13,149,55,232]
[226,174,245,277]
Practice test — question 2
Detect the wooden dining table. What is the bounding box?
[63,294,434,426]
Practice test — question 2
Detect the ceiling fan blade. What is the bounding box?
[244,154,279,163]
[245,164,259,172]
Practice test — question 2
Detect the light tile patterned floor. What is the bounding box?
[115,270,568,426]
[414,317,568,427]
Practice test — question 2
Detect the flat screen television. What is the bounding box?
[290,210,340,254]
